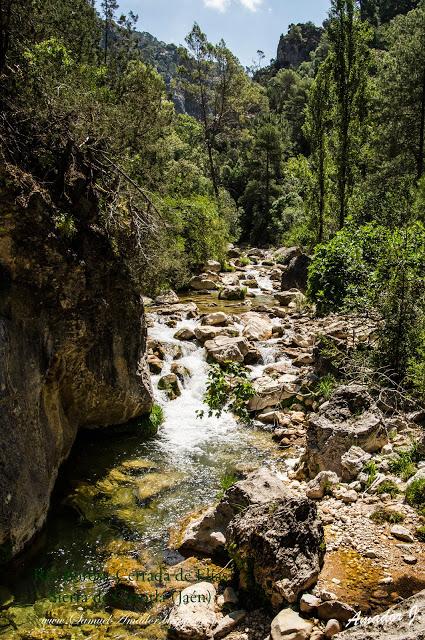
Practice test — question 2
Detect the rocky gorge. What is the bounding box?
[1,242,425,640]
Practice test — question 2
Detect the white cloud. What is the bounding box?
[239,0,263,10]
[203,0,263,12]
[204,0,230,11]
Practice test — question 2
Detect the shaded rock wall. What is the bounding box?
[0,172,153,560]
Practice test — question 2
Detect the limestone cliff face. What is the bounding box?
[276,22,323,70]
[0,171,153,561]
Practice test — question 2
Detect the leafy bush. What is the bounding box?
[375,480,400,497]
[406,478,425,508]
[389,451,417,481]
[307,223,388,315]
[198,362,255,425]
[370,508,405,524]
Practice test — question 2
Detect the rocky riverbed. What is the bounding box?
[1,246,425,640]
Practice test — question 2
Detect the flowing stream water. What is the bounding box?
[2,265,290,630]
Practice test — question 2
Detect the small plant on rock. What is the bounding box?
[375,480,400,498]
[370,508,405,524]
[363,460,378,488]
[389,441,424,481]
[406,478,425,509]
[217,472,238,499]
[314,374,337,401]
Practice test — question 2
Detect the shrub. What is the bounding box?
[375,480,400,498]
[370,508,405,524]
[389,442,424,481]
[198,362,255,425]
[406,478,425,508]
[238,256,251,266]
[307,223,388,315]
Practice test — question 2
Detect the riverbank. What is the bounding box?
[1,246,425,640]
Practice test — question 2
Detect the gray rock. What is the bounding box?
[204,335,251,364]
[241,312,273,341]
[270,608,314,640]
[213,611,246,639]
[325,619,342,638]
[227,494,325,607]
[155,289,179,304]
[168,582,217,639]
[338,587,425,638]
[281,254,311,292]
[341,446,372,482]
[178,468,289,557]
[300,593,321,613]
[174,327,196,341]
[317,600,356,624]
[306,471,340,500]
[218,286,246,301]
[390,525,415,543]
[248,374,299,411]
[201,312,229,327]
[190,275,219,291]
[302,386,387,479]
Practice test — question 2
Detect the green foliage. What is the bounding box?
[375,480,400,497]
[406,478,425,508]
[363,460,378,487]
[307,223,388,314]
[388,441,424,480]
[217,472,238,498]
[370,508,405,524]
[198,362,255,425]
[416,525,425,542]
[313,374,338,400]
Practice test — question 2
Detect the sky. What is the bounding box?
[108,0,331,67]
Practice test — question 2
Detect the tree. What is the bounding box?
[101,0,118,64]
[239,117,286,244]
[304,60,332,242]
[327,0,371,228]
[178,24,259,199]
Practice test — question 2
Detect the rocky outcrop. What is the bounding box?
[281,253,311,292]
[177,468,289,557]
[0,175,153,560]
[227,494,325,607]
[301,385,387,479]
[276,23,323,70]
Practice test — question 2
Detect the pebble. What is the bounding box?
[325,619,342,638]
[402,555,417,565]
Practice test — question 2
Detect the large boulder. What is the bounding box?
[281,253,311,292]
[201,312,229,327]
[168,582,217,639]
[248,374,300,411]
[218,286,246,301]
[177,468,289,557]
[227,494,325,607]
[195,326,239,344]
[302,385,387,478]
[189,275,219,291]
[204,335,251,364]
[338,587,425,639]
[275,246,302,265]
[241,312,273,341]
